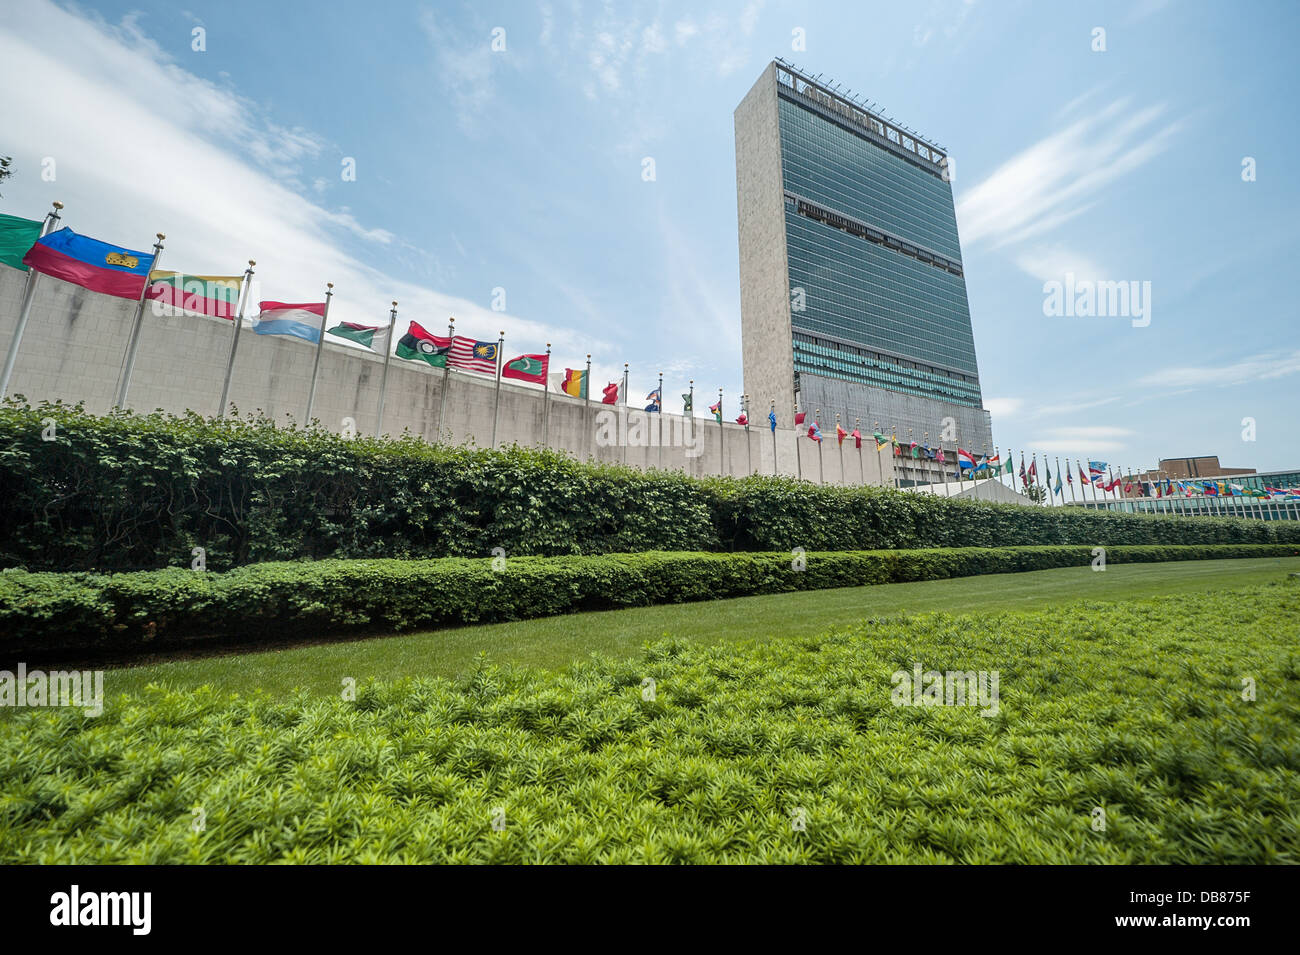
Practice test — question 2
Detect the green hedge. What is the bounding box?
[3,544,1295,657]
[3,401,1297,572]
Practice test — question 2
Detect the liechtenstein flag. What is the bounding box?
[23,227,156,299]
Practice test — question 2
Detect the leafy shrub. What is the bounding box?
[2,544,1295,657]
[2,400,1295,572]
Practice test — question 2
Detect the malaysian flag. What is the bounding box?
[447,335,499,374]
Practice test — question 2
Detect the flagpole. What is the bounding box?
[542,343,552,449]
[657,372,664,470]
[1,200,63,400]
[490,330,505,449]
[816,408,824,485]
[374,300,397,437]
[794,397,802,481]
[687,379,694,472]
[303,282,333,425]
[623,362,630,466]
[216,260,256,419]
[874,420,882,490]
[837,413,845,485]
[113,232,165,409]
[718,387,724,476]
[436,317,454,444]
[771,399,778,476]
[743,393,752,475]
[584,354,592,461]
[857,419,865,486]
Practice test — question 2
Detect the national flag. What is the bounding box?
[836,423,847,445]
[1028,458,1038,482]
[326,322,390,353]
[255,301,326,343]
[957,448,977,469]
[851,428,861,449]
[560,369,588,398]
[146,271,243,319]
[874,431,889,451]
[1124,479,1133,494]
[1020,456,1028,483]
[645,388,662,413]
[447,335,499,374]
[23,227,155,299]
[502,353,549,384]
[0,213,44,271]
[709,400,722,422]
[1079,464,1090,485]
[768,410,777,432]
[936,447,946,465]
[910,440,920,459]
[808,420,823,442]
[1054,472,1063,496]
[682,393,692,414]
[1088,460,1107,482]
[1066,467,1073,485]
[794,411,806,425]
[736,413,749,425]
[603,381,620,404]
[396,322,451,366]
[986,453,1001,469]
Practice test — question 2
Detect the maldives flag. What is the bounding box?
[147,271,242,318]
[395,321,451,367]
[23,227,155,299]
[502,353,548,384]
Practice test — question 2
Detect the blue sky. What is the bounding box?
[2,0,1297,472]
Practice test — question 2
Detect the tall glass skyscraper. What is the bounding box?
[735,60,992,474]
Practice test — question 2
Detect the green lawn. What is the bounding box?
[98,556,1300,701]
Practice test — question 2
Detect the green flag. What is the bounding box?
[0,213,42,272]
[682,393,692,414]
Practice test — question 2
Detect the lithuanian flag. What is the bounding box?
[146,271,243,318]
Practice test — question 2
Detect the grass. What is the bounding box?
[2,578,1298,863]
[92,556,1300,701]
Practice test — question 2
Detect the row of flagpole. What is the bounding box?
[7,202,1293,506]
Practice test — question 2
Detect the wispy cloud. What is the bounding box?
[982,396,1024,419]
[1024,426,1135,454]
[1137,350,1300,388]
[1013,245,1109,284]
[956,98,1182,250]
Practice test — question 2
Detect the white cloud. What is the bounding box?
[982,396,1024,419]
[956,98,1182,249]
[1024,426,1135,454]
[1013,245,1109,285]
[1137,350,1300,389]
[0,1,578,351]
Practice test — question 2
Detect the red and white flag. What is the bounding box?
[447,335,499,374]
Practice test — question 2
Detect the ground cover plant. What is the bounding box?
[2,581,1297,863]
[3,400,1295,572]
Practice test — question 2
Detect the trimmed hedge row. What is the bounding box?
[3,401,1298,572]
[3,544,1296,657]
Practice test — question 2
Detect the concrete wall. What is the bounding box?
[0,264,894,486]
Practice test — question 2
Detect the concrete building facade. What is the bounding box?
[735,60,993,484]
[0,263,894,487]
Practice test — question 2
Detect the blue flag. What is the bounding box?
[768,410,777,432]
[644,388,661,413]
